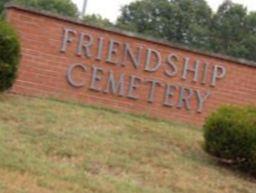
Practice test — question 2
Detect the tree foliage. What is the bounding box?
[210,1,248,58]
[0,0,9,16]
[117,0,212,50]
[1,0,78,18]
[209,0,256,61]
[118,0,256,62]
[243,12,256,61]
[82,14,113,28]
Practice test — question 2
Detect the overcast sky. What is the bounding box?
[72,0,256,22]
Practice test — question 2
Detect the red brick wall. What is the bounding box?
[6,6,256,126]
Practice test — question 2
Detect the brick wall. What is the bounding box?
[6,5,256,126]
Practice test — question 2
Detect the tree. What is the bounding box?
[117,0,256,62]
[117,0,212,50]
[82,14,113,28]
[243,12,256,61]
[0,0,10,15]
[209,0,248,58]
[117,0,169,37]
[1,0,78,18]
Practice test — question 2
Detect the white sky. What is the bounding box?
[72,0,256,22]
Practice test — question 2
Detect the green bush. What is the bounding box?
[203,106,256,174]
[0,20,20,92]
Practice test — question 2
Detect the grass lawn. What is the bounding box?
[0,93,255,193]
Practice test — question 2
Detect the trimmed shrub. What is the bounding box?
[203,106,256,174]
[0,20,20,92]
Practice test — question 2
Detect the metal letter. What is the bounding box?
[201,62,209,85]
[144,48,162,72]
[104,71,125,96]
[146,80,162,103]
[163,84,177,107]
[60,28,77,53]
[127,76,142,100]
[90,66,104,92]
[66,64,87,87]
[211,65,227,87]
[122,43,142,68]
[96,37,104,61]
[177,86,193,111]
[106,39,121,64]
[76,32,93,58]
[182,57,200,82]
[195,90,211,113]
[165,54,178,77]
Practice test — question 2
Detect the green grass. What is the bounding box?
[0,93,255,193]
